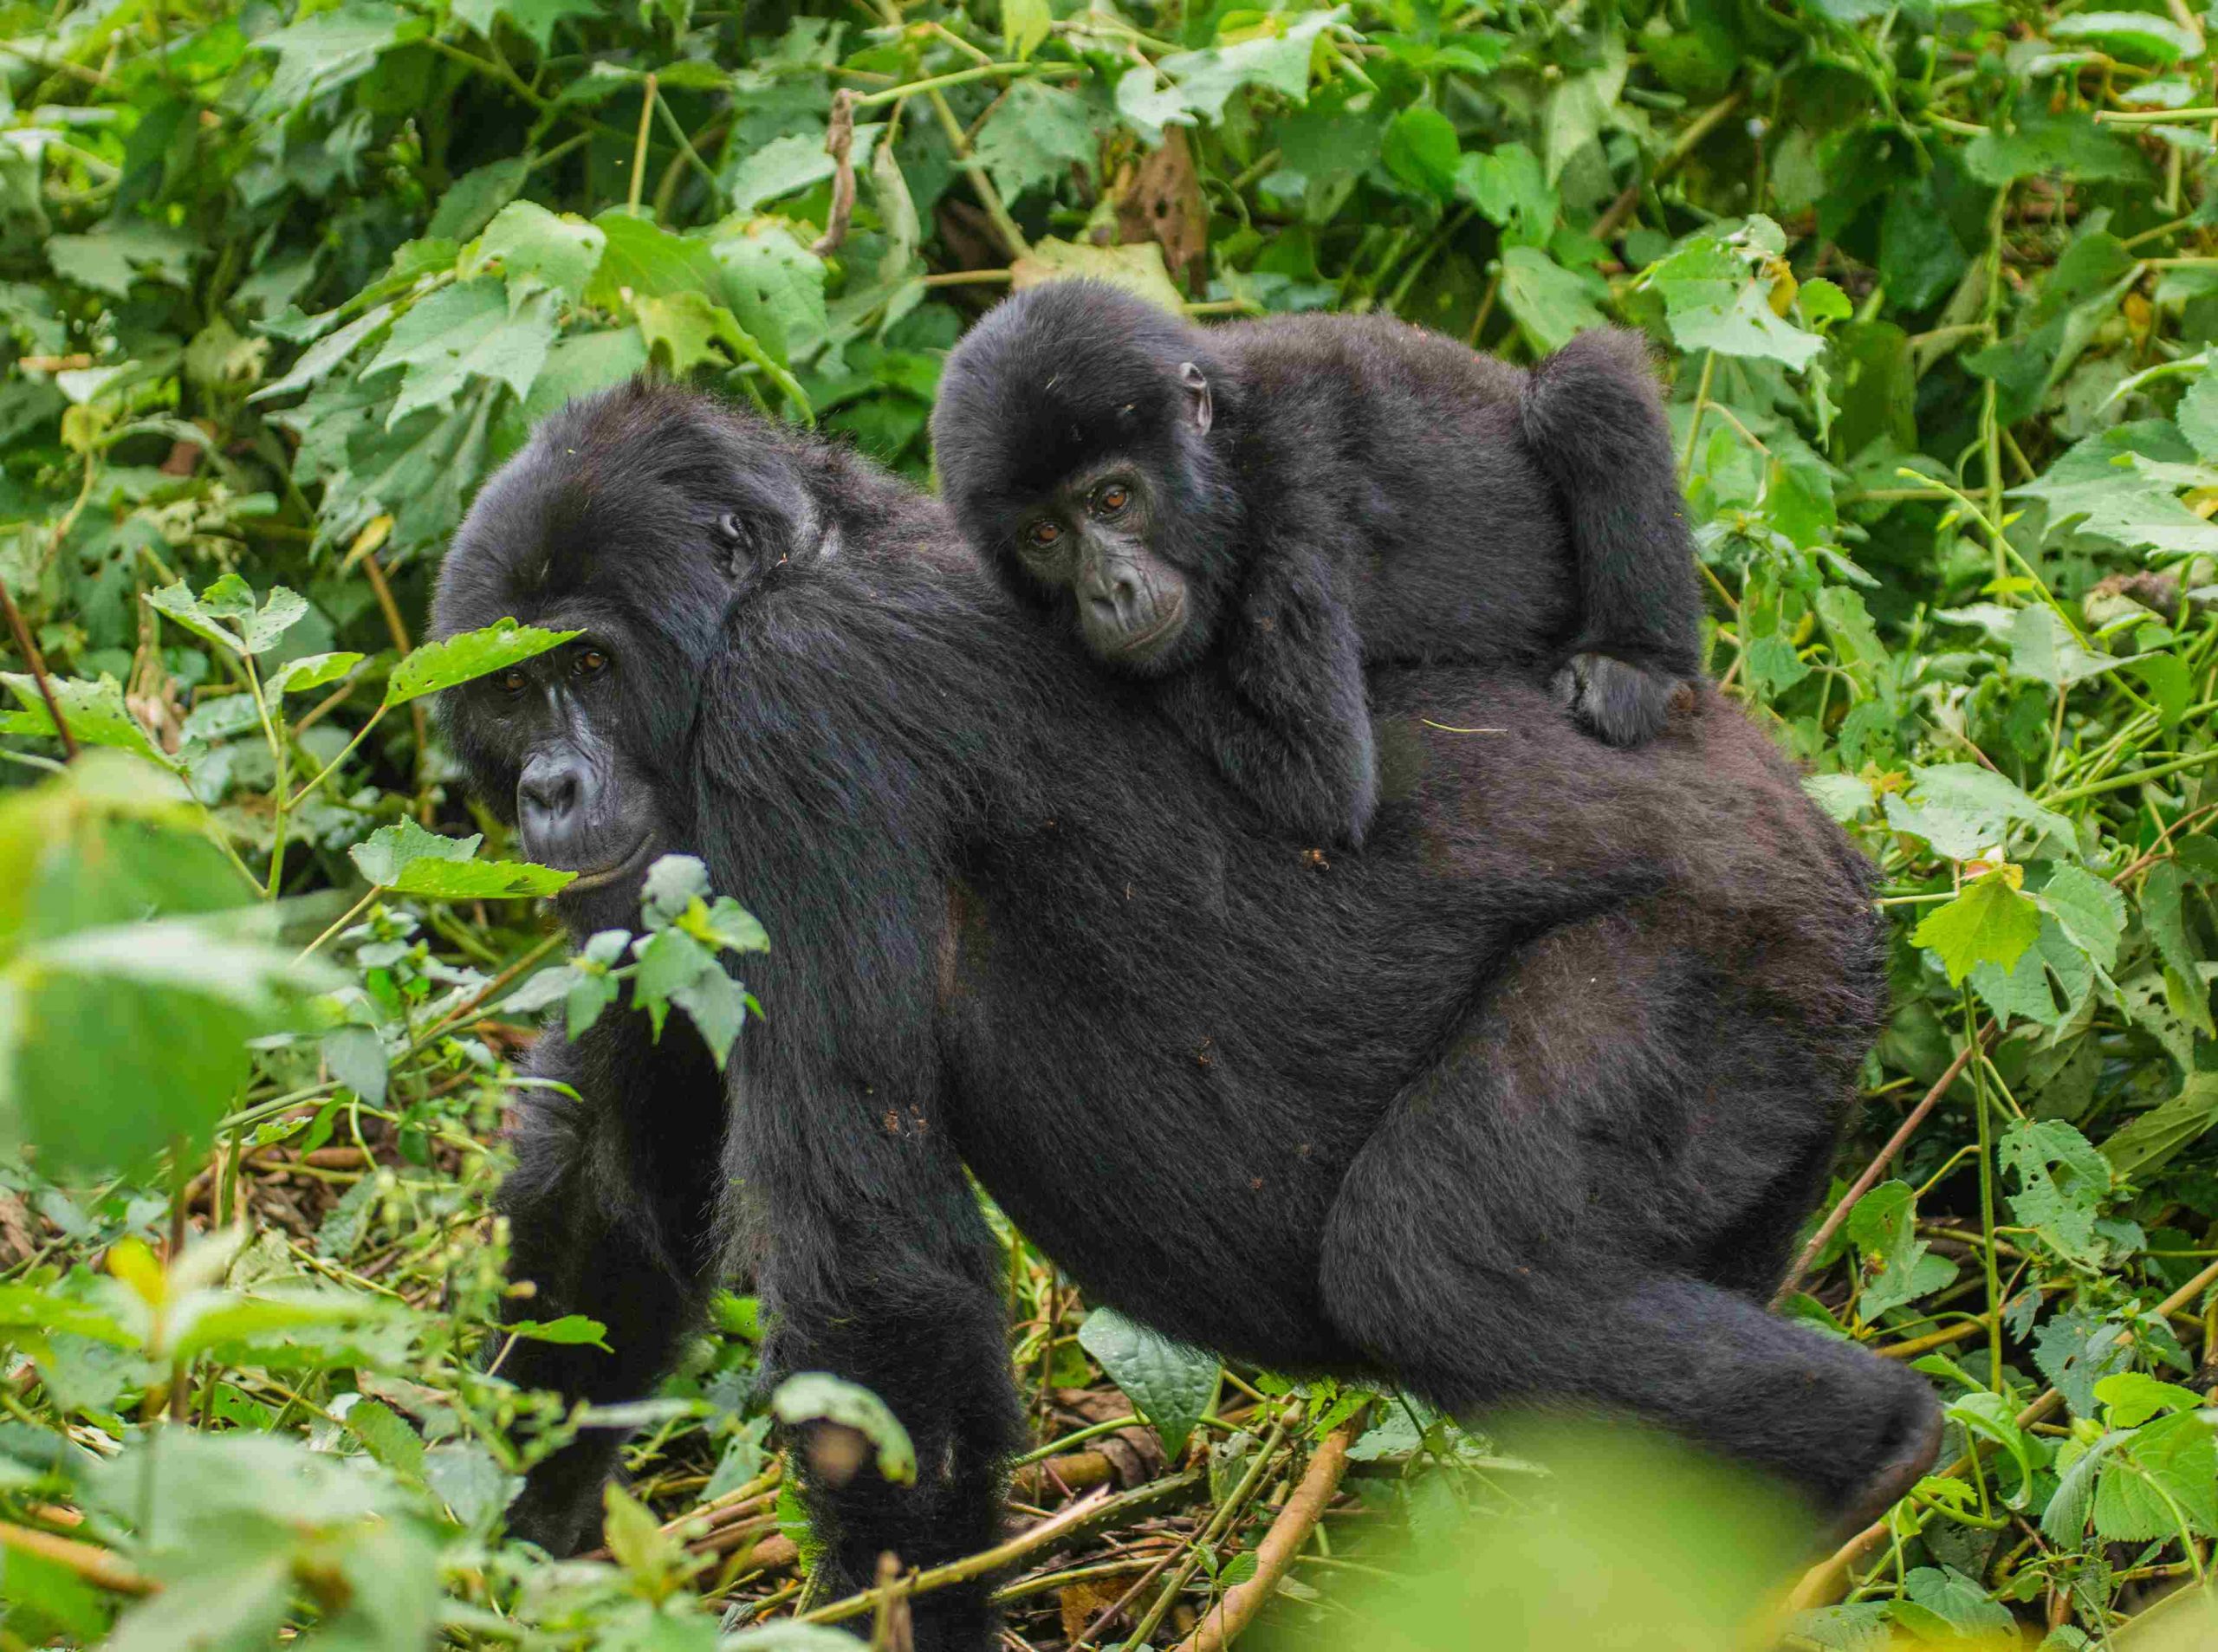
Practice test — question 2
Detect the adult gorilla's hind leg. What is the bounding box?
[1317,912,1941,1532]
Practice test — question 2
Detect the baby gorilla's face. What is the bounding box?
[1009,463,1197,672]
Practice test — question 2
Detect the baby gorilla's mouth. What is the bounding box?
[1111,589,1187,660]
[555,834,655,895]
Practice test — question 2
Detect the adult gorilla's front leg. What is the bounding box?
[496,1013,729,1556]
[739,1099,1021,1650]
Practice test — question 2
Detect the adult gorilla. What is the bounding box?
[432,383,1936,1647]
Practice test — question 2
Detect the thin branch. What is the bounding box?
[812,91,860,257]
[1172,1421,1358,1652]
[0,577,79,760]
[1771,1028,1994,1307]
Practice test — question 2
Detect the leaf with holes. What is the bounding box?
[384,620,580,707]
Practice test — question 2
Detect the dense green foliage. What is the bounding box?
[3,0,2218,1646]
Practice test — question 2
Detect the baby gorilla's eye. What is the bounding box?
[1093,483,1131,515]
[1026,520,1063,549]
[497,668,529,695]
[574,648,610,677]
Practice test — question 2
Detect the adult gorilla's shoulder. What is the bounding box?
[431,384,1925,1647]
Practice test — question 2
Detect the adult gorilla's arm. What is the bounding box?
[697,581,1024,1638]
[497,1009,729,1557]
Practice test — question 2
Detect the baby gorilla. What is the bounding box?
[932,281,1703,845]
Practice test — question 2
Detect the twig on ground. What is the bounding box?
[1171,1419,1359,1652]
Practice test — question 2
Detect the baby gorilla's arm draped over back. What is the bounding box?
[1151,533,1378,845]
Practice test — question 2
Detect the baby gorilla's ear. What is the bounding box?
[1178,361,1213,435]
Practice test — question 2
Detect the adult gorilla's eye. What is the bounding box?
[497,668,529,695]
[1026,520,1063,550]
[1093,483,1131,515]
[574,648,610,677]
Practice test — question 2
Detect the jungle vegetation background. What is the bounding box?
[2,0,2217,1647]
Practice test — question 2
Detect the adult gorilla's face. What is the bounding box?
[451,632,666,909]
[428,383,829,930]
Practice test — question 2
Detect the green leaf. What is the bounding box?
[2177,371,2218,461]
[270,652,366,696]
[1002,0,1051,60]
[2037,865,2125,973]
[1115,10,1345,141]
[2008,605,2133,688]
[452,0,600,54]
[2095,1371,2206,1428]
[728,133,843,216]
[1881,764,2078,860]
[1643,230,1823,370]
[46,222,198,298]
[144,577,308,658]
[347,821,574,898]
[251,2,418,108]
[714,225,830,369]
[2048,12,2202,65]
[479,201,605,302]
[2001,1118,2114,1265]
[587,211,723,309]
[1077,1305,1219,1457]
[5,917,328,1172]
[1845,1180,1956,1320]
[2142,860,2201,983]
[1912,873,2043,985]
[769,1373,917,1485]
[506,1315,611,1347]
[975,82,1096,203]
[0,674,166,765]
[2102,1073,2218,1179]
[1945,1392,2046,1507]
[1892,1565,2015,1640]
[385,619,580,706]
[522,326,653,424]
[1009,238,1189,314]
[1497,246,1607,356]
[1456,142,1554,248]
[1964,106,2146,187]
[362,278,557,423]
[1382,106,1462,202]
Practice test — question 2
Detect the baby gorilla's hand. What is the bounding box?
[1554,651,1691,748]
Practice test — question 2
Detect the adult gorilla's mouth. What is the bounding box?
[554,834,655,896]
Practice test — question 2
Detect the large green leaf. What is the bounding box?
[348,820,574,898]
[384,619,580,706]
[1076,1305,1219,1457]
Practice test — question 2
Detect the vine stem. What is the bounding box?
[1679,350,1716,485]
[799,1487,1111,1627]
[0,575,78,760]
[627,74,658,217]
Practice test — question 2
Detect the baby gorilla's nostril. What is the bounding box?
[1105,567,1147,631]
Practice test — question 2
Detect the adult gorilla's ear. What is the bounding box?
[1178,362,1213,436]
[711,509,749,579]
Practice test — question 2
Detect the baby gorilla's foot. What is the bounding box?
[1554,652,1689,748]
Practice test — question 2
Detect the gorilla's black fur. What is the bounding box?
[432,384,1936,1650]
[931,283,1705,846]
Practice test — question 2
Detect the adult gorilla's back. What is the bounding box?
[432,384,1934,1648]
